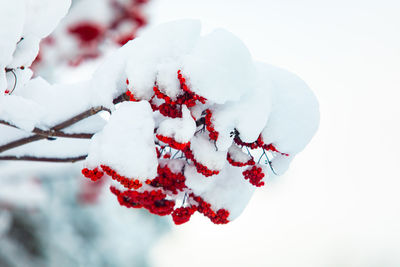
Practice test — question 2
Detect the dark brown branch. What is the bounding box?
[0,120,19,129]
[32,129,94,139]
[51,106,111,131]
[113,92,130,105]
[33,129,94,139]
[0,155,87,163]
[196,117,205,127]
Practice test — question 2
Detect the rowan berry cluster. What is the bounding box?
[243,166,265,187]
[183,148,220,177]
[204,109,219,141]
[110,186,175,216]
[101,165,142,190]
[191,194,230,224]
[82,167,104,181]
[146,164,187,194]
[234,134,289,156]
[82,69,289,225]
[171,206,197,225]
[227,153,255,167]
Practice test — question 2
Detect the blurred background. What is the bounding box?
[1,0,400,266]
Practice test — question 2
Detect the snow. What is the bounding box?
[182,28,257,104]
[156,61,182,99]
[228,144,253,163]
[259,63,320,154]
[0,95,43,131]
[0,0,25,91]
[0,15,319,227]
[1,138,90,158]
[157,106,196,143]
[85,101,158,180]
[23,0,71,39]
[190,133,227,172]
[185,164,255,220]
[125,19,201,100]
[0,126,30,147]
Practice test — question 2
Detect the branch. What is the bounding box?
[0,134,43,154]
[0,106,107,154]
[0,92,126,155]
[196,117,205,127]
[0,120,93,139]
[0,155,87,163]
[113,93,130,105]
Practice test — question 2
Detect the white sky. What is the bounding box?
[146,1,400,266]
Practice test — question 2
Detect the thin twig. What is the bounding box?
[264,152,278,176]
[258,149,266,164]
[0,155,87,163]
[9,69,17,94]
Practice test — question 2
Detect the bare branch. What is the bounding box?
[0,155,87,163]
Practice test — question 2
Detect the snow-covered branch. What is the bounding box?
[0,155,87,162]
[0,0,319,226]
[0,102,119,154]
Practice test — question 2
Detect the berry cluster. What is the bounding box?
[83,68,291,225]
[204,109,219,141]
[82,165,142,189]
[153,86,175,105]
[177,70,207,107]
[191,194,230,224]
[101,165,142,189]
[171,206,197,225]
[234,134,289,156]
[126,90,139,102]
[243,166,265,187]
[110,186,175,216]
[184,148,220,177]
[157,103,183,118]
[227,153,255,167]
[82,167,104,181]
[146,164,187,194]
[149,71,208,119]
[156,135,190,151]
